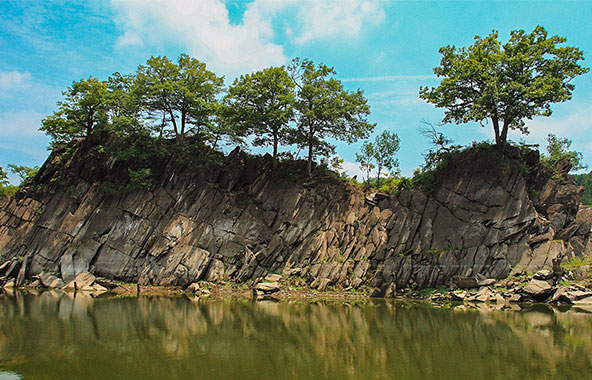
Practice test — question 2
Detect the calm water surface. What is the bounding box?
[0,290,591,380]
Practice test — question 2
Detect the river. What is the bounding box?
[0,290,591,380]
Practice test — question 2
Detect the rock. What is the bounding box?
[551,286,592,304]
[27,279,41,288]
[0,143,589,296]
[522,279,554,300]
[493,293,506,304]
[451,290,467,301]
[254,282,280,295]
[3,279,15,288]
[186,282,201,293]
[533,269,554,281]
[475,287,493,302]
[264,273,282,282]
[63,271,96,291]
[39,272,65,288]
[506,293,521,303]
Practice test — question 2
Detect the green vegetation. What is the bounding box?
[225,66,295,163]
[420,26,588,149]
[288,58,375,176]
[573,172,592,206]
[355,130,400,186]
[541,133,588,173]
[1,27,586,204]
[34,54,375,192]
[0,164,39,200]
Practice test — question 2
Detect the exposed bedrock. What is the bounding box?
[0,146,590,296]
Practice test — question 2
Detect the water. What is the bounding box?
[0,290,591,380]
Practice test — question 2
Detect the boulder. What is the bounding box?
[550,286,592,304]
[254,282,280,295]
[522,279,554,300]
[39,272,65,289]
[62,271,97,291]
[264,273,282,282]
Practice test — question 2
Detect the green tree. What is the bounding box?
[8,164,39,184]
[105,72,144,136]
[136,54,224,142]
[289,58,375,176]
[40,77,109,146]
[420,26,589,149]
[573,172,592,206]
[0,166,8,187]
[542,133,588,172]
[225,66,295,162]
[355,142,375,184]
[372,131,400,185]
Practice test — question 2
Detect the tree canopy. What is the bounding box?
[40,77,109,146]
[225,66,295,162]
[542,133,588,172]
[289,58,375,176]
[355,130,400,185]
[420,26,589,148]
[136,54,224,141]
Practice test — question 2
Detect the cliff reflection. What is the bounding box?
[0,292,591,380]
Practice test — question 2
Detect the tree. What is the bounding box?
[225,66,295,162]
[355,142,375,184]
[372,131,400,185]
[40,77,109,146]
[289,58,375,176]
[542,133,588,172]
[136,54,224,142]
[573,171,592,206]
[8,164,39,184]
[105,72,144,136]
[0,166,8,186]
[420,26,589,149]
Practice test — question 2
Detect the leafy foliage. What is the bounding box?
[541,133,588,172]
[356,130,401,186]
[355,142,375,184]
[136,54,224,142]
[420,26,589,148]
[8,164,39,184]
[40,77,109,146]
[573,172,592,206]
[289,58,375,176]
[225,66,295,161]
[372,131,400,185]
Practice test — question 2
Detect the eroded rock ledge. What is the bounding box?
[0,146,590,296]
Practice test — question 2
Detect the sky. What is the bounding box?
[1,0,592,183]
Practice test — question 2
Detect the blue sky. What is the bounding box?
[1,0,592,182]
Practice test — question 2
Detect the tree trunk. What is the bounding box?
[273,133,278,167]
[307,138,313,177]
[492,117,501,146]
[377,164,381,187]
[499,121,509,151]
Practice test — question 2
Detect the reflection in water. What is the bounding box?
[0,291,591,380]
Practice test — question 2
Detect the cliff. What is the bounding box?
[0,144,590,295]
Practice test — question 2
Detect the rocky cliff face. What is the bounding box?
[0,146,590,295]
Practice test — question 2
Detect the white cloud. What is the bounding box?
[291,0,385,44]
[111,0,286,75]
[0,71,32,90]
[0,110,45,136]
[342,159,378,179]
[477,105,592,151]
[522,106,592,140]
[110,0,386,75]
